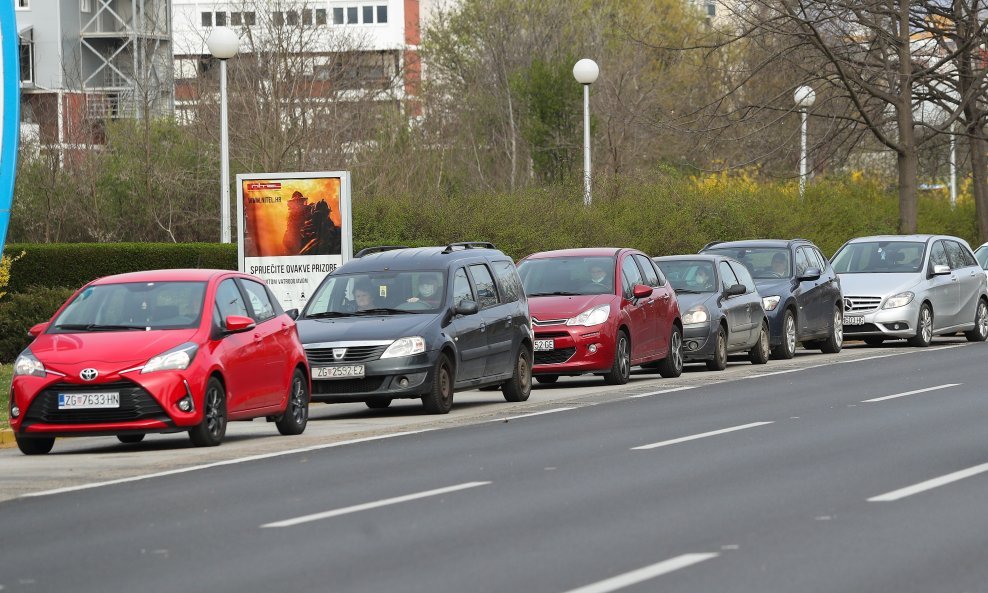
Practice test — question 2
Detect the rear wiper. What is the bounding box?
[55,323,148,332]
[304,311,354,319]
[528,291,583,297]
[353,308,407,315]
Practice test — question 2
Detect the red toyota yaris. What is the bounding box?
[8,269,310,455]
[516,248,683,384]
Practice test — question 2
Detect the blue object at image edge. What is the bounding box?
[0,3,21,254]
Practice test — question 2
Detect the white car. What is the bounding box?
[832,234,988,346]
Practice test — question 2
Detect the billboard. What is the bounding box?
[236,171,352,310]
[0,4,20,254]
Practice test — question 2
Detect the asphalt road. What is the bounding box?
[1,339,986,593]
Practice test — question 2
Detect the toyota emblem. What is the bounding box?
[80,368,99,381]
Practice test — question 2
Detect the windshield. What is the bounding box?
[975,246,988,269]
[304,271,447,316]
[656,260,717,293]
[704,247,790,279]
[50,281,207,332]
[831,241,926,273]
[517,256,616,296]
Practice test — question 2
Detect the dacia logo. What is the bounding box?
[80,368,99,381]
[332,348,347,361]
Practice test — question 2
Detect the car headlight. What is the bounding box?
[566,304,611,327]
[682,305,709,325]
[762,296,781,311]
[142,342,198,374]
[883,291,915,309]
[14,350,46,377]
[381,336,426,359]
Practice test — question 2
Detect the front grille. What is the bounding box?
[535,348,576,365]
[23,380,168,425]
[306,345,389,365]
[844,323,881,334]
[311,376,386,395]
[535,331,570,339]
[533,318,567,327]
[844,296,882,312]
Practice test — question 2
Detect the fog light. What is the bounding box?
[588,344,599,354]
[398,377,409,387]
[10,405,20,418]
[178,396,194,412]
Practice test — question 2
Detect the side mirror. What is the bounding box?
[455,300,479,316]
[28,321,50,338]
[932,264,951,276]
[285,308,299,320]
[632,284,654,299]
[724,284,746,297]
[798,267,822,282]
[225,315,256,333]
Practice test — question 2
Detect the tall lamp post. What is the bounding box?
[794,85,815,199]
[207,27,240,243]
[573,59,599,206]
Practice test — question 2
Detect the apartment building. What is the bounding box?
[14,0,174,150]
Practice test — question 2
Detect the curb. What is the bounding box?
[0,428,15,449]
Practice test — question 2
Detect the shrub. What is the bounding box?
[0,286,77,363]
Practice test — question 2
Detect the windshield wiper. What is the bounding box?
[304,311,354,319]
[353,308,408,316]
[528,291,584,297]
[674,289,705,294]
[55,323,148,332]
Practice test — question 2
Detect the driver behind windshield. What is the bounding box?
[772,252,789,276]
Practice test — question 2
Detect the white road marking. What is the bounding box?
[747,367,811,378]
[559,553,719,593]
[632,422,774,450]
[494,407,577,422]
[868,462,988,502]
[260,481,491,528]
[20,429,439,499]
[861,383,960,403]
[626,386,695,399]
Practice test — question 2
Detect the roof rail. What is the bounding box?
[700,241,723,250]
[354,245,409,258]
[441,241,497,254]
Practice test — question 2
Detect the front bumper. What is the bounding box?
[532,324,615,375]
[309,351,437,403]
[682,323,716,361]
[842,301,920,338]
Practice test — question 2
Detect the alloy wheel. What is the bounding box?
[618,336,630,381]
[921,307,933,343]
[833,308,843,347]
[785,313,797,354]
[978,302,988,337]
[289,376,307,426]
[670,330,683,372]
[204,385,225,439]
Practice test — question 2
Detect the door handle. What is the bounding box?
[660,294,670,300]
[254,333,262,342]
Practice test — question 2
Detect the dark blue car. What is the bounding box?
[701,239,843,358]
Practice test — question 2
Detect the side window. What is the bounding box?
[634,255,660,287]
[944,241,968,269]
[960,245,978,267]
[239,279,276,322]
[452,268,475,308]
[491,260,523,303]
[795,248,812,276]
[929,241,949,269]
[652,260,667,286]
[719,261,740,290]
[468,264,500,309]
[215,279,249,320]
[621,256,644,297]
[729,261,755,293]
[812,248,830,271]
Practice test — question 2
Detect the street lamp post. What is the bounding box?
[794,85,815,199]
[573,59,599,206]
[206,27,240,243]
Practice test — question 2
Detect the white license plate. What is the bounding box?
[58,392,120,409]
[534,339,555,351]
[844,315,865,325]
[312,365,365,380]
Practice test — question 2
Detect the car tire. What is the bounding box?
[502,346,533,402]
[907,303,934,347]
[819,305,844,353]
[748,320,770,365]
[964,299,988,342]
[276,368,309,436]
[771,309,797,360]
[535,375,559,384]
[366,398,393,409]
[189,377,227,447]
[16,436,55,456]
[117,434,145,444]
[657,326,684,378]
[604,330,632,385]
[422,355,454,414]
[706,326,728,371]
[864,337,885,346]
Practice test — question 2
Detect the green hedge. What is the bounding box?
[0,243,237,293]
[0,286,77,363]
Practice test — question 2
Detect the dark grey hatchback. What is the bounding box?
[295,243,534,414]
